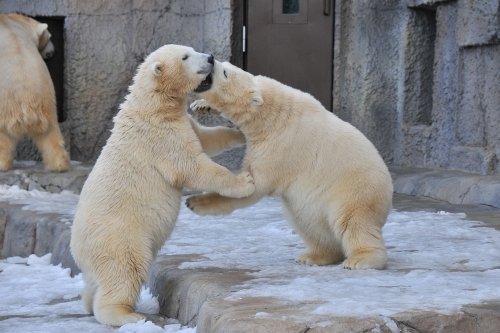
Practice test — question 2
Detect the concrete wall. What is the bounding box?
[3,0,499,176]
[0,0,233,162]
[334,0,500,175]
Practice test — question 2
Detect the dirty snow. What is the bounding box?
[1,185,500,332]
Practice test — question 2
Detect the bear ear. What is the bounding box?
[35,23,48,37]
[250,91,263,106]
[151,62,164,77]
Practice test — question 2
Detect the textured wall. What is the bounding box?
[334,0,500,175]
[0,0,233,162]
[333,0,407,163]
[2,0,498,175]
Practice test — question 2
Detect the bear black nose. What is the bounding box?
[208,54,214,65]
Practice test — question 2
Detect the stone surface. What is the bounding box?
[407,0,454,8]
[335,0,500,175]
[0,203,8,252]
[457,0,500,47]
[391,166,500,208]
[0,161,91,194]
[333,0,406,163]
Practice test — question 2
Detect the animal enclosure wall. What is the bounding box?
[334,0,500,175]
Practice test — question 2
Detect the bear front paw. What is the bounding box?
[186,193,232,216]
[227,171,255,198]
[190,99,213,113]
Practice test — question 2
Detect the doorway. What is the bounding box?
[35,16,65,122]
[239,0,334,110]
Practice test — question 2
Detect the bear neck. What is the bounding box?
[122,90,187,124]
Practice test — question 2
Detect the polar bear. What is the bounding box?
[187,61,393,270]
[0,13,69,171]
[70,46,254,326]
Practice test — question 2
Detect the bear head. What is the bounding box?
[133,44,215,99]
[37,25,54,59]
[195,61,263,122]
[9,14,55,59]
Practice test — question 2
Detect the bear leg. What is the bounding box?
[295,249,344,266]
[335,210,387,270]
[290,217,344,266]
[32,125,70,172]
[82,276,97,314]
[0,131,17,171]
[93,280,145,326]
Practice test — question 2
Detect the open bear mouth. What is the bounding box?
[194,72,213,93]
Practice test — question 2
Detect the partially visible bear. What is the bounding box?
[0,13,69,171]
[70,45,254,327]
[187,61,393,270]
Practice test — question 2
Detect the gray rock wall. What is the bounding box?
[0,0,233,163]
[333,0,407,163]
[334,0,500,175]
[3,0,498,175]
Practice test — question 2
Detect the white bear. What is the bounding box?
[187,61,393,270]
[70,46,254,326]
[0,13,69,171]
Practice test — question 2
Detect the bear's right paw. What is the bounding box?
[342,249,387,270]
[190,99,213,113]
[44,153,70,172]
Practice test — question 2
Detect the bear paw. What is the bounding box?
[44,153,70,172]
[342,249,387,270]
[0,158,13,172]
[95,305,146,326]
[295,251,343,266]
[186,193,234,216]
[224,171,255,198]
[190,99,214,114]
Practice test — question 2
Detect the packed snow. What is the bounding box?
[1,184,500,332]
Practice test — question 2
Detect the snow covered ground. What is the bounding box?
[1,185,500,332]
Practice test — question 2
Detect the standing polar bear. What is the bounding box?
[187,61,393,270]
[70,45,254,326]
[0,13,69,171]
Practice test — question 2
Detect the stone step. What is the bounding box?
[1,163,500,332]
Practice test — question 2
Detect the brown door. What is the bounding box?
[245,0,334,110]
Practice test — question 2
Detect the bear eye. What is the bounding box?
[223,69,228,78]
[182,54,189,61]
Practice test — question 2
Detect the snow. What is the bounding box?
[0,254,193,333]
[0,185,500,332]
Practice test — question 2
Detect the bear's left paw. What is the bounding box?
[295,251,343,266]
[186,193,234,216]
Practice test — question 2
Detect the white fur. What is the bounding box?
[188,61,393,270]
[70,46,253,326]
[0,13,68,171]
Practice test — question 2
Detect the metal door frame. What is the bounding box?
[230,0,334,109]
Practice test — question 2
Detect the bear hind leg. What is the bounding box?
[93,277,145,326]
[334,209,387,270]
[81,276,97,314]
[289,215,344,266]
[295,245,344,266]
[31,125,69,172]
[0,131,17,171]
